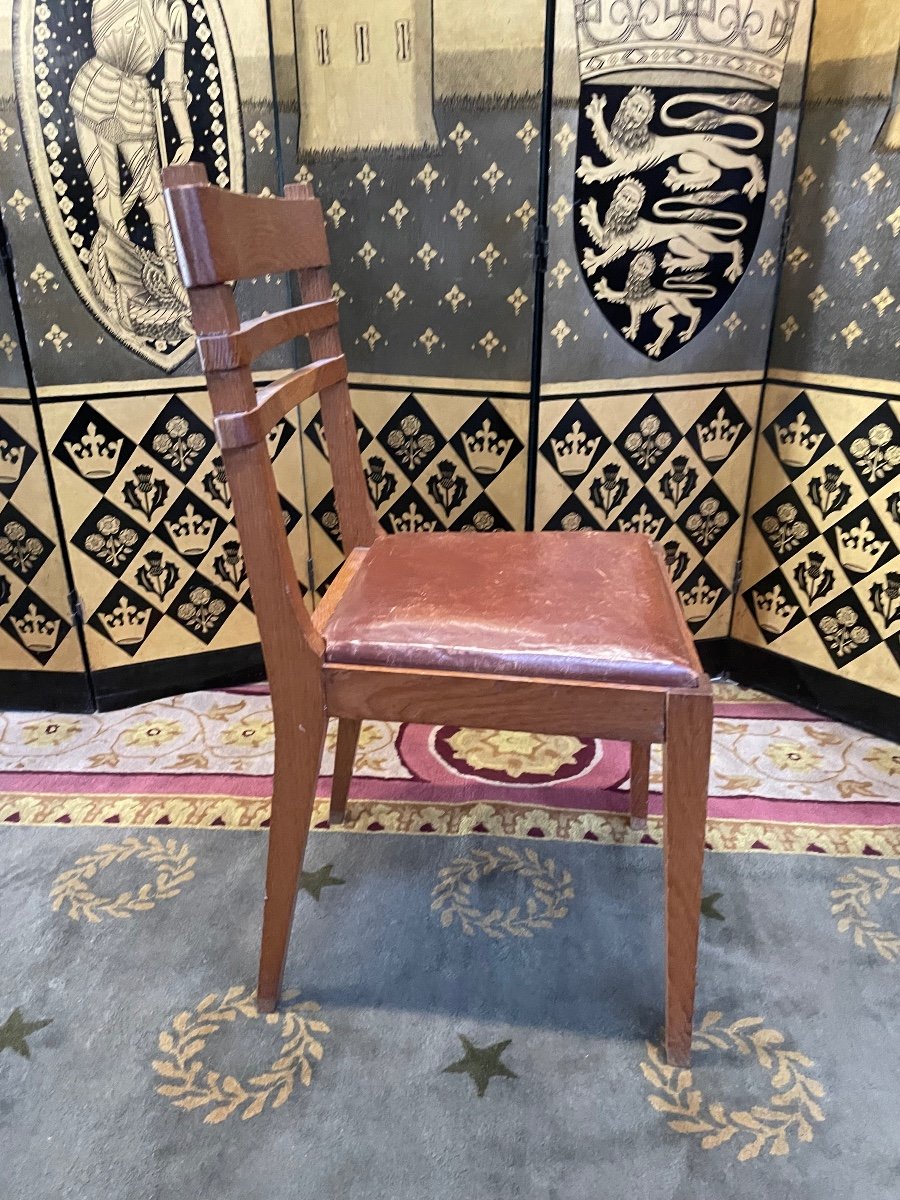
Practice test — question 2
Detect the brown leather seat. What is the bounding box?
[323,531,701,689]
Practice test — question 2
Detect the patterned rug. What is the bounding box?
[3,685,900,1197]
[1,682,899,855]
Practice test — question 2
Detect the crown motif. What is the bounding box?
[834,518,890,575]
[550,420,600,476]
[99,596,152,646]
[64,422,124,479]
[576,0,799,88]
[163,504,216,557]
[462,419,513,477]
[617,503,665,539]
[388,501,437,534]
[752,584,798,635]
[0,438,26,484]
[697,408,743,464]
[12,602,61,653]
[773,412,824,470]
[680,575,722,625]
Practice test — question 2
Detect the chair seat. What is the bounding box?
[322,531,702,689]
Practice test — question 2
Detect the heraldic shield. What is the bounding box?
[573,1,798,361]
[14,0,245,371]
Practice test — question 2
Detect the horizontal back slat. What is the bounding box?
[197,300,339,370]
[214,355,347,449]
[164,181,330,286]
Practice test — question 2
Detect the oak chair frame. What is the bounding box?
[163,164,713,1067]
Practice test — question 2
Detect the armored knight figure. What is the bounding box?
[69,0,195,342]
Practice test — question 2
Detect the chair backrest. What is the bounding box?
[162,163,378,682]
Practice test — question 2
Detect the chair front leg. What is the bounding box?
[629,741,651,828]
[257,700,327,1012]
[330,717,361,826]
[662,686,712,1067]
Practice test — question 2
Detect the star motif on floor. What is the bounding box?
[442,1036,517,1097]
[701,892,725,921]
[299,864,345,901]
[0,1008,52,1058]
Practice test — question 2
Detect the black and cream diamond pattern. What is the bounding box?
[43,389,311,667]
[535,385,760,639]
[302,390,529,596]
[735,385,900,688]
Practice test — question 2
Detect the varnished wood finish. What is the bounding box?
[197,300,339,371]
[311,547,369,634]
[214,355,347,450]
[663,681,713,1066]
[629,742,651,828]
[164,165,713,1064]
[324,664,667,742]
[165,182,330,285]
[329,718,361,826]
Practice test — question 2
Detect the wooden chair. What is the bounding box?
[163,164,713,1067]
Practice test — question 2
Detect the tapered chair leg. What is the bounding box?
[257,709,327,1012]
[330,717,361,826]
[662,686,713,1067]
[629,741,651,828]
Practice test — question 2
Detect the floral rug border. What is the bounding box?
[2,792,898,858]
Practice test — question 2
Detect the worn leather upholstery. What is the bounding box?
[322,531,702,689]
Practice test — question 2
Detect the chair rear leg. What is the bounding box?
[330,717,361,826]
[257,709,327,1012]
[629,741,651,828]
[662,687,712,1066]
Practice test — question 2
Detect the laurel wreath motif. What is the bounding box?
[430,845,574,938]
[50,835,196,922]
[153,987,329,1124]
[641,1011,825,1161]
[830,865,900,961]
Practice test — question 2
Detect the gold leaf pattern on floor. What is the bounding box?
[50,835,196,922]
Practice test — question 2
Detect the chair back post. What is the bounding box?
[163,163,325,718]
[285,181,380,552]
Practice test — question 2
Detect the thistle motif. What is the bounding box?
[589,464,629,516]
[807,465,851,518]
[658,455,698,508]
[202,457,231,508]
[122,465,169,519]
[662,539,689,582]
[870,573,900,629]
[793,551,835,604]
[426,460,468,516]
[135,551,179,601]
[364,456,398,507]
[213,542,246,592]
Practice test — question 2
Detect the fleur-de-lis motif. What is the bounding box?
[589,464,629,517]
[122,465,168,518]
[793,551,835,604]
[807,465,851,518]
[761,502,809,556]
[152,416,207,475]
[84,514,138,567]
[386,415,435,470]
[135,550,179,600]
[818,606,869,659]
[426,460,468,516]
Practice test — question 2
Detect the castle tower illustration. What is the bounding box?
[296,1,438,152]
